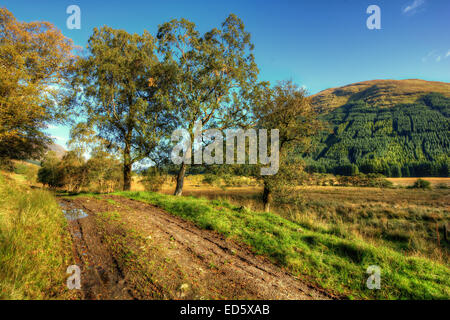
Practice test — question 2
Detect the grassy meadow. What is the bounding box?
[152,175,450,265]
[116,189,450,299]
[1,162,449,299]
[0,171,75,299]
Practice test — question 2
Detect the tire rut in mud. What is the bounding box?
[60,199,136,300]
[60,196,333,300]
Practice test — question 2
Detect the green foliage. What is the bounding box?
[141,167,168,192]
[305,93,450,177]
[37,151,63,188]
[411,179,432,190]
[70,26,170,190]
[85,148,123,193]
[202,173,219,185]
[156,14,262,195]
[251,81,323,210]
[38,149,123,193]
[333,164,359,176]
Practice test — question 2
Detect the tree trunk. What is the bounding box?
[123,162,132,191]
[262,182,272,212]
[123,143,132,191]
[174,162,187,196]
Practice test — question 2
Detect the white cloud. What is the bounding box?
[403,0,425,15]
[422,50,450,63]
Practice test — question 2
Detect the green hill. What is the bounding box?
[305,80,450,177]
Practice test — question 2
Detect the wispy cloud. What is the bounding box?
[422,50,436,63]
[403,0,425,15]
[422,49,450,63]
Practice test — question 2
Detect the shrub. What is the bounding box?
[411,179,431,190]
[85,149,123,193]
[142,168,167,192]
[38,149,123,193]
[202,173,220,186]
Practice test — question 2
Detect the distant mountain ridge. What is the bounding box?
[311,79,450,112]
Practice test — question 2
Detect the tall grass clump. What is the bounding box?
[0,174,74,299]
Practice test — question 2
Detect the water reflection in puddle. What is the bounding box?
[60,206,89,221]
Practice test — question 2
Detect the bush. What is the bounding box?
[202,173,220,186]
[411,179,432,190]
[142,168,167,192]
[38,149,123,193]
[37,151,63,188]
[85,149,123,193]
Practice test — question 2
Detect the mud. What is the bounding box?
[60,195,332,300]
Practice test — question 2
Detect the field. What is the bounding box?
[2,166,449,299]
[157,176,450,264]
[114,189,449,299]
[387,177,450,187]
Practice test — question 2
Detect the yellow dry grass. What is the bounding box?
[387,177,450,187]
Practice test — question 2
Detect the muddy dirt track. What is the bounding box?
[60,195,331,300]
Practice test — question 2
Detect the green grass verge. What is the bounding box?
[116,191,450,300]
[0,174,74,299]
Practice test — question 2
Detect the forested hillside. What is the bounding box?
[305,92,450,177]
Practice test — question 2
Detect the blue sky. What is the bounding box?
[2,0,449,148]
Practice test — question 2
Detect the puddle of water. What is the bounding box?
[60,205,89,221]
